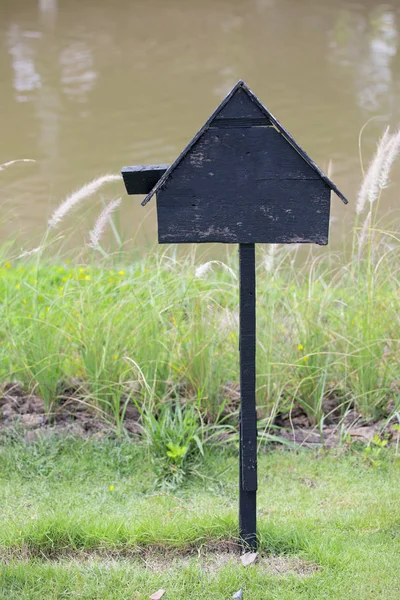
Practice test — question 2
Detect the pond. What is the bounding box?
[1,0,400,250]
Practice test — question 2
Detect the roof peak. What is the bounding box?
[141,81,348,206]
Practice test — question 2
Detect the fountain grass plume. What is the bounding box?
[88,197,122,250]
[16,246,42,259]
[195,260,237,280]
[0,159,35,171]
[263,244,278,273]
[356,127,400,216]
[379,129,400,191]
[48,174,121,229]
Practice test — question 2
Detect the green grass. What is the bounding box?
[0,435,399,598]
[0,231,399,428]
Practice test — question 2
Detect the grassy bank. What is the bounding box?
[0,230,399,431]
[0,435,399,598]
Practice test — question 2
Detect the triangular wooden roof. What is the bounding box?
[142,80,348,206]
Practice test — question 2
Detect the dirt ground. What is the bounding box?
[0,381,396,446]
[0,381,140,440]
[0,540,319,577]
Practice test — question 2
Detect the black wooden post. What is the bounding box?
[239,243,257,551]
[121,80,348,557]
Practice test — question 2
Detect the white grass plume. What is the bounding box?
[195,260,237,280]
[0,159,35,171]
[379,128,400,191]
[195,262,213,278]
[48,173,121,228]
[264,244,278,273]
[88,197,122,249]
[16,246,42,259]
[219,308,239,333]
[357,127,391,215]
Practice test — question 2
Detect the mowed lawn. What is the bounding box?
[0,433,399,599]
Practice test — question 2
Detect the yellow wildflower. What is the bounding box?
[5,263,11,269]
[59,286,64,291]
[118,270,125,276]
[297,344,304,351]
[15,284,20,289]
[109,485,114,491]
[46,307,50,312]
[85,275,91,281]
[62,277,67,283]
[79,267,85,273]
[302,356,309,362]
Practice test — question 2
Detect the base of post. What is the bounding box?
[239,489,257,551]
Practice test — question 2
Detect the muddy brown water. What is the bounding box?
[1,0,400,251]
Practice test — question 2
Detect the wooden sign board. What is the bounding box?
[121,80,347,551]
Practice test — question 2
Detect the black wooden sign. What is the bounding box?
[122,80,347,551]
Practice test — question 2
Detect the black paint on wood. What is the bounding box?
[239,243,257,550]
[157,174,331,244]
[216,86,272,122]
[141,81,348,206]
[155,123,332,244]
[121,164,168,195]
[211,117,271,128]
[239,443,257,551]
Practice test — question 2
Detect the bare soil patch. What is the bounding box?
[0,542,319,577]
[0,381,140,440]
[0,381,396,446]
[273,394,397,447]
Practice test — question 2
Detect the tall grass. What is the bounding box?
[1,129,400,428]
[0,238,398,427]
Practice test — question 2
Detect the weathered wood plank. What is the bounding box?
[189,126,322,179]
[211,117,272,128]
[157,178,331,244]
[122,164,168,195]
